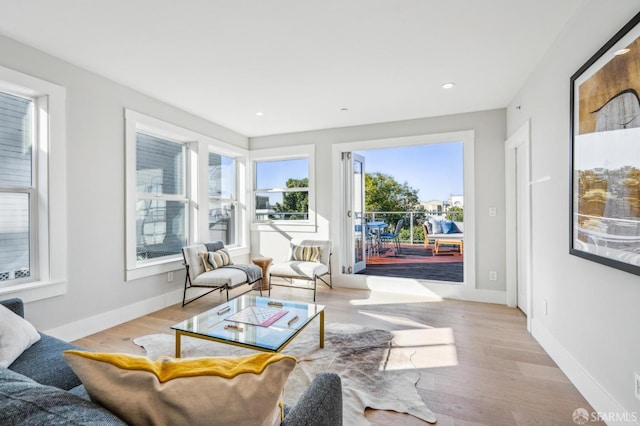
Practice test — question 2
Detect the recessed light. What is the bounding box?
[340,107,349,112]
[255,112,264,116]
[442,82,455,89]
[615,48,630,56]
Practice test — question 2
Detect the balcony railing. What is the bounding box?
[360,210,463,245]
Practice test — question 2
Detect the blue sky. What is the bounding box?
[256,142,464,202]
[355,142,463,202]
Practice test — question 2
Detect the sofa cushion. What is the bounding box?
[428,217,443,234]
[64,350,296,426]
[9,334,83,390]
[193,267,248,288]
[0,305,41,368]
[270,261,328,280]
[0,367,125,425]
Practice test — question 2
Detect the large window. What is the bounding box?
[0,91,34,284]
[135,133,188,261]
[208,152,236,245]
[125,110,248,280]
[0,65,66,301]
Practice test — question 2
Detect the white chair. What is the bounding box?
[181,244,262,306]
[268,239,332,301]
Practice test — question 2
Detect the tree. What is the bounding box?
[364,172,420,212]
[272,178,309,220]
[446,206,464,222]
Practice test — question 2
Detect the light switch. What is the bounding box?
[489,207,497,217]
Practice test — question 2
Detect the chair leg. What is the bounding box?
[268,275,272,297]
[313,277,317,302]
[182,275,189,307]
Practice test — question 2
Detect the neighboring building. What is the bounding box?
[420,200,443,215]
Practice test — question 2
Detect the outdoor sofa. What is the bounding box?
[0,298,343,425]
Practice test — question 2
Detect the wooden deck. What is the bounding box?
[358,244,464,282]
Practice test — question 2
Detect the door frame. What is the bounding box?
[330,130,477,295]
[505,120,532,329]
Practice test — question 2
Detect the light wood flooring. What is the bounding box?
[73,285,600,425]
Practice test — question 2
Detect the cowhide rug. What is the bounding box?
[133,322,436,425]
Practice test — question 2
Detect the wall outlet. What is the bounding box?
[167,272,174,283]
[489,271,497,281]
[635,372,640,400]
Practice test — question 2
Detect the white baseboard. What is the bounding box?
[531,318,636,426]
[43,289,184,342]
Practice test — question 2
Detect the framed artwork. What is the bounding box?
[570,11,640,275]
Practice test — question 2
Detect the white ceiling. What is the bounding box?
[0,0,582,137]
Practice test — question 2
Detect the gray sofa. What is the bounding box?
[0,298,343,426]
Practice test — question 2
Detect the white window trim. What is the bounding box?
[250,144,316,232]
[0,65,67,302]
[125,110,249,281]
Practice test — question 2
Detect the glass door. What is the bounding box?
[342,152,366,273]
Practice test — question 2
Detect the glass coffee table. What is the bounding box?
[170,295,325,357]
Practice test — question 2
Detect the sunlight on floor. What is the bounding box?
[381,328,458,371]
[357,310,433,329]
[349,276,443,305]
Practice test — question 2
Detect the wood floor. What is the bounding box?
[73,285,600,426]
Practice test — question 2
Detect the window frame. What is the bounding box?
[134,131,191,265]
[207,150,239,247]
[250,145,316,232]
[125,110,249,281]
[0,65,67,302]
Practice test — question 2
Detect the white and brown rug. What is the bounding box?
[133,322,436,425]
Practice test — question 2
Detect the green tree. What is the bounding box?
[365,172,420,212]
[445,206,464,222]
[273,178,309,220]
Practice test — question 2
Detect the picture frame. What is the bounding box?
[570,11,640,276]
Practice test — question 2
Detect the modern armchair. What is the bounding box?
[268,239,332,301]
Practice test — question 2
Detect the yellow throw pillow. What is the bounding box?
[199,251,214,272]
[63,351,296,426]
[208,248,233,269]
[291,245,322,262]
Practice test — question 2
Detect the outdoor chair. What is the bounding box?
[380,219,403,255]
[269,239,332,301]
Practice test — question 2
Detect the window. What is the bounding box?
[0,91,34,284]
[125,110,249,280]
[0,65,66,301]
[135,133,188,261]
[208,152,237,245]
[255,158,309,221]
[251,145,315,231]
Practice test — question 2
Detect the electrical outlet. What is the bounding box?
[489,271,497,281]
[167,272,174,283]
[635,372,640,400]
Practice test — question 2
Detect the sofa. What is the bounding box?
[0,298,343,426]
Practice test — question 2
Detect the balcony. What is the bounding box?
[356,211,463,283]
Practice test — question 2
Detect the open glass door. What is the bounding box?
[342,152,366,273]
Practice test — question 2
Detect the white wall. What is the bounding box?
[250,109,507,298]
[507,0,640,419]
[0,34,248,336]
